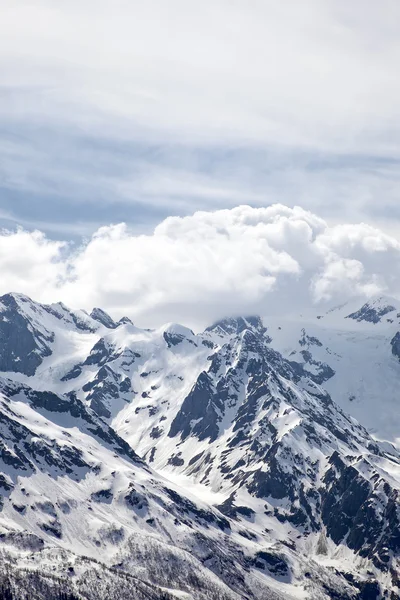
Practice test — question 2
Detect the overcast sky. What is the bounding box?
[1,1,400,324]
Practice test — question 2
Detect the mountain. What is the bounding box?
[0,292,399,599]
[257,294,400,447]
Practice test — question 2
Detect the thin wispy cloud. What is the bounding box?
[1,0,399,151]
[1,0,400,238]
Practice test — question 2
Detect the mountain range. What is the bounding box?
[0,291,399,599]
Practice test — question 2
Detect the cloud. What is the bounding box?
[1,0,400,239]
[1,205,400,328]
[0,228,67,300]
[2,0,400,154]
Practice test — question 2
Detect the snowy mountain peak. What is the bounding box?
[0,291,44,317]
[118,316,134,326]
[346,295,398,324]
[161,323,197,349]
[205,315,267,337]
[0,291,32,305]
[1,292,400,598]
[90,307,118,329]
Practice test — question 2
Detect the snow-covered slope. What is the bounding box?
[259,295,400,447]
[0,292,399,599]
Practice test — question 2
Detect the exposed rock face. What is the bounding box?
[118,316,133,326]
[90,307,118,329]
[285,327,335,385]
[163,331,186,348]
[321,452,400,570]
[205,315,270,338]
[0,292,101,376]
[0,293,54,375]
[0,292,400,599]
[83,366,133,419]
[391,331,400,361]
[160,318,400,584]
[347,300,396,324]
[0,378,142,470]
[169,371,220,441]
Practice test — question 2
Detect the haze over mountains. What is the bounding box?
[0,291,399,599]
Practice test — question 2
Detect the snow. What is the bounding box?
[260,295,400,447]
[0,291,400,598]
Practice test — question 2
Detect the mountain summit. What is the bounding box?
[0,292,399,599]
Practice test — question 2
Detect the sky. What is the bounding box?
[1,0,400,326]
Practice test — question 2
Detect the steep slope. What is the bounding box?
[99,317,400,587]
[0,293,400,598]
[1,374,381,600]
[260,295,400,447]
[0,293,99,377]
[0,377,273,600]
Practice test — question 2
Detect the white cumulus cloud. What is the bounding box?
[0,228,67,300]
[1,205,400,327]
